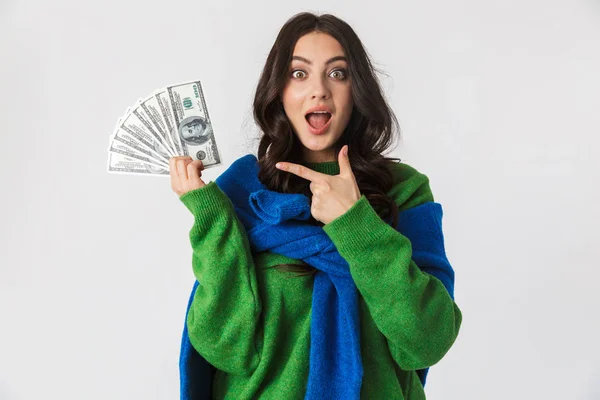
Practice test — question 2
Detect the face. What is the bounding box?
[281,31,354,163]
[182,119,206,141]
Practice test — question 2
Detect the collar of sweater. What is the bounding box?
[305,160,340,176]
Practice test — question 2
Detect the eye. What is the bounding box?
[291,70,306,79]
[329,69,347,80]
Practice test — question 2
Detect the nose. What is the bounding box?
[310,75,331,100]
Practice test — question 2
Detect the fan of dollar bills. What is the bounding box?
[107,80,222,176]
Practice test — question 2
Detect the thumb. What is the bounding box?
[337,145,353,178]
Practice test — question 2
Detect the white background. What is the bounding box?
[1,0,599,399]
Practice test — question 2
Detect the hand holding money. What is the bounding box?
[170,157,206,196]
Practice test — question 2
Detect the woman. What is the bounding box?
[170,12,462,400]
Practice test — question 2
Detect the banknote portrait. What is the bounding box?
[178,116,212,146]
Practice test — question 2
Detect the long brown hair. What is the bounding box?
[252,12,402,277]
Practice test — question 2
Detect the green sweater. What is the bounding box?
[179,160,462,399]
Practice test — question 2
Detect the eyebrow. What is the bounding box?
[291,55,347,65]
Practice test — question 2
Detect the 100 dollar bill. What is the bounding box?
[168,81,222,168]
[109,116,169,167]
[107,153,169,176]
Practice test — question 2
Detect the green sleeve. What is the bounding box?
[322,164,462,370]
[179,181,262,375]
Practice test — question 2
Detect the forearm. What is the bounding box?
[324,196,462,370]
[181,182,262,375]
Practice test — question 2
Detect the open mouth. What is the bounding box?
[305,111,332,131]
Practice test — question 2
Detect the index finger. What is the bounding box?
[275,162,326,183]
[170,156,192,168]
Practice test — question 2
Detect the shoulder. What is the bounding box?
[215,153,259,187]
[386,161,435,212]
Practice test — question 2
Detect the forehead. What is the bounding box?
[292,31,345,60]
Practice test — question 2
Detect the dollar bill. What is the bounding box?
[167,80,222,168]
[154,90,182,155]
[107,152,169,176]
[117,107,173,163]
[136,96,178,156]
[109,116,170,167]
[107,79,224,178]
[108,140,169,168]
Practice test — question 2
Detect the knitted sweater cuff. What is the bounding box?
[323,195,394,258]
[179,181,232,224]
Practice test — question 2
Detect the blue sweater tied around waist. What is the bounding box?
[179,154,455,400]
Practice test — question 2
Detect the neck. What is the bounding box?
[302,147,336,163]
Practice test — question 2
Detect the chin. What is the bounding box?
[299,135,332,150]
[297,136,340,161]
